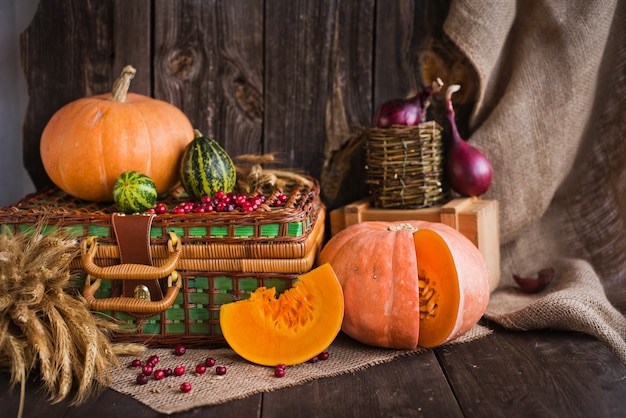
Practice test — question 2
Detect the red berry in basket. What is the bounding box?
[142,365,153,376]
[130,359,142,368]
[136,374,149,385]
[155,203,168,214]
[215,365,227,375]
[154,369,165,380]
[174,344,186,356]
[205,357,216,367]
[196,364,207,375]
[180,382,192,393]
[174,365,185,376]
[214,190,226,200]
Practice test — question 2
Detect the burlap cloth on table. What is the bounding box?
[441,0,626,364]
[108,0,626,412]
[108,326,489,415]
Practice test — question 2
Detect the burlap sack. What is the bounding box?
[443,0,626,363]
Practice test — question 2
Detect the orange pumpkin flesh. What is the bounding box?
[219,263,344,366]
[40,66,194,202]
[317,221,490,350]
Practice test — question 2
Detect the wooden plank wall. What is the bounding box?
[20,0,473,211]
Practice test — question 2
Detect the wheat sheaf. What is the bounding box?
[0,225,145,418]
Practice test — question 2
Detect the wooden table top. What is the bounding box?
[2,322,625,418]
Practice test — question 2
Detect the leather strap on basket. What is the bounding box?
[111,213,164,300]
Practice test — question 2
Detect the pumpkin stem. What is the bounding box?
[109,65,137,103]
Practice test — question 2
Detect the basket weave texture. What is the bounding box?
[365,120,446,209]
[0,178,324,347]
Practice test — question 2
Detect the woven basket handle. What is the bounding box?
[80,232,182,280]
[83,272,181,313]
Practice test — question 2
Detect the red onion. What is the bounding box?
[513,268,555,293]
[373,78,443,128]
[445,84,492,197]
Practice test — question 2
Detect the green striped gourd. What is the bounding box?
[113,171,158,214]
[179,129,236,200]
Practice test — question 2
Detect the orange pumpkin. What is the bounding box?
[317,221,490,349]
[219,263,344,366]
[40,65,194,202]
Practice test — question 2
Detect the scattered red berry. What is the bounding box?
[195,364,207,375]
[136,374,149,385]
[318,351,330,361]
[174,365,185,376]
[308,356,319,363]
[174,344,186,356]
[205,357,216,367]
[215,366,227,375]
[153,369,165,380]
[148,355,159,365]
[130,359,142,368]
[163,367,173,377]
[142,365,153,376]
[274,367,286,378]
[180,382,192,393]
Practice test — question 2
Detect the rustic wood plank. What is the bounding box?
[316,0,374,210]
[264,0,373,186]
[436,326,626,418]
[153,0,263,158]
[374,1,436,107]
[64,389,262,418]
[20,0,151,190]
[111,0,151,96]
[261,351,463,418]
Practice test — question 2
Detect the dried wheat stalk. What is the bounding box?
[0,225,145,418]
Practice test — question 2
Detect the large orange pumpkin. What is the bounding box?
[317,221,490,349]
[40,65,194,202]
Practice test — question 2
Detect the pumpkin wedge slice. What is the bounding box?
[219,263,344,366]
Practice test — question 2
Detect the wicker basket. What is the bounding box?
[365,120,446,209]
[0,178,324,347]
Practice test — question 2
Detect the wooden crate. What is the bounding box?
[330,198,500,291]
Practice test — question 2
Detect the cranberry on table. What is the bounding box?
[180,382,192,393]
[174,344,186,356]
[136,374,149,385]
[174,365,185,376]
[205,357,216,367]
[195,364,207,374]
[215,365,227,375]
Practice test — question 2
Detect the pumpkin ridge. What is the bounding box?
[54,98,96,194]
[133,104,153,177]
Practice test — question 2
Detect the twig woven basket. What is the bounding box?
[365,120,446,209]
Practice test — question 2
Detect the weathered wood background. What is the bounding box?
[20,0,476,211]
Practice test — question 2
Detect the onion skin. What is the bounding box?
[373,78,443,128]
[445,85,493,197]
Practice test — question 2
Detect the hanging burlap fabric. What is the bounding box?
[441,0,626,363]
